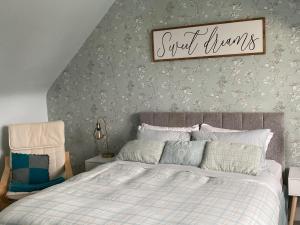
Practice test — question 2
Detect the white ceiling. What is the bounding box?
[0,0,115,95]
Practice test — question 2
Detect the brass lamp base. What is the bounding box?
[102,152,115,158]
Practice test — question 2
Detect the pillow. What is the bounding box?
[139,123,199,132]
[200,124,273,153]
[160,140,207,166]
[192,130,270,168]
[137,129,190,142]
[11,153,49,184]
[200,141,262,175]
[9,177,65,192]
[116,140,165,164]
[193,129,272,154]
[200,123,240,133]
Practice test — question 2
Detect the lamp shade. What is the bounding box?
[94,120,105,140]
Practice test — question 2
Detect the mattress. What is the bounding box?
[265,159,283,185]
[0,160,287,225]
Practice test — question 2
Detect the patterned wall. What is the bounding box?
[47,0,300,173]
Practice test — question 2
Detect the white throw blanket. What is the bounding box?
[0,161,286,225]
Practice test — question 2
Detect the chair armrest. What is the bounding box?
[0,184,7,198]
[0,156,10,198]
[65,152,73,179]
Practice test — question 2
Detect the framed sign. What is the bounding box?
[152,17,265,62]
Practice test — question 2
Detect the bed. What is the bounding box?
[0,112,286,225]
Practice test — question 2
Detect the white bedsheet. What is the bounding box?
[0,160,286,225]
[192,159,283,194]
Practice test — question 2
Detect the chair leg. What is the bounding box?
[0,196,13,211]
[64,152,73,179]
[289,196,298,225]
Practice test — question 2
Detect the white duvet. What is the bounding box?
[0,160,287,225]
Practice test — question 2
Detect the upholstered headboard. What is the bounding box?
[139,112,284,167]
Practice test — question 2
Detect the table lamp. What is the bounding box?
[94,118,114,158]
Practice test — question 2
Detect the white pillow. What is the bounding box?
[137,129,191,142]
[200,123,273,153]
[201,123,240,132]
[139,123,199,132]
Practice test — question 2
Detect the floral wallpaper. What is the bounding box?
[47,0,300,173]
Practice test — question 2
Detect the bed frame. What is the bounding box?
[139,112,284,168]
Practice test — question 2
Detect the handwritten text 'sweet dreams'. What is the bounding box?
[152,18,265,61]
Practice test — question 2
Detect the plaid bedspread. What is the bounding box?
[0,161,286,225]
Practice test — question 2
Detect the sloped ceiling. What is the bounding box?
[0,0,115,95]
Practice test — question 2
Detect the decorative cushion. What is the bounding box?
[139,123,199,132]
[200,141,262,175]
[160,140,207,166]
[11,153,49,184]
[137,129,190,142]
[192,130,271,169]
[116,140,165,164]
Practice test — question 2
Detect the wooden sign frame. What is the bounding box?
[151,17,266,62]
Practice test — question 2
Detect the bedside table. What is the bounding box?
[85,155,115,171]
[289,167,300,225]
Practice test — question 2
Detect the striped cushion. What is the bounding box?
[200,141,262,175]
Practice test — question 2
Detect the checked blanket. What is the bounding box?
[0,161,286,225]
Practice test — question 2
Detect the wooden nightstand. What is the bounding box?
[289,167,300,225]
[85,155,115,171]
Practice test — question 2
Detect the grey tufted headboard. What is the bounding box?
[139,112,284,168]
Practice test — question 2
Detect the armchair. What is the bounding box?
[0,121,73,209]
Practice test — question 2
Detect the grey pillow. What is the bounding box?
[192,129,271,153]
[160,140,207,166]
[137,129,190,142]
[200,141,262,175]
[116,140,165,164]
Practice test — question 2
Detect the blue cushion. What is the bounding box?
[11,153,29,169]
[29,168,49,184]
[9,177,65,192]
[11,153,49,184]
[160,140,207,166]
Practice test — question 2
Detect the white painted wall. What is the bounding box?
[0,0,115,94]
[0,93,48,164]
[0,0,115,172]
